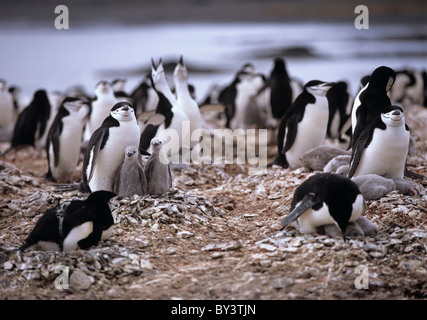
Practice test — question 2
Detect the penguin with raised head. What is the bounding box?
[45,97,90,182]
[348,105,410,180]
[81,102,141,193]
[19,190,117,252]
[174,55,203,136]
[84,81,119,142]
[351,66,396,149]
[144,138,172,196]
[139,58,190,162]
[281,173,366,240]
[0,79,15,141]
[113,145,147,197]
[9,89,51,149]
[270,80,334,169]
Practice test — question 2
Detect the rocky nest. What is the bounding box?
[0,133,426,299]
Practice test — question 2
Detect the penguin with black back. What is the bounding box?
[269,80,334,169]
[81,102,141,193]
[45,97,90,182]
[351,66,395,149]
[281,173,366,240]
[326,81,350,140]
[9,89,51,150]
[19,190,117,252]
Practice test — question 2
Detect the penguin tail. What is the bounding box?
[267,154,288,168]
[54,181,90,193]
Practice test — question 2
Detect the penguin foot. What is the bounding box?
[267,154,288,168]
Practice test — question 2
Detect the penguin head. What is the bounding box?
[63,97,88,113]
[0,79,6,91]
[111,102,135,122]
[150,138,164,151]
[151,58,165,87]
[124,145,138,159]
[86,190,117,211]
[305,80,335,97]
[95,81,113,95]
[111,79,126,92]
[369,66,396,92]
[173,55,188,82]
[381,105,405,127]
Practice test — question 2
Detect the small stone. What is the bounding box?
[211,252,224,259]
[260,260,272,267]
[272,277,293,289]
[22,270,40,281]
[281,247,299,253]
[177,230,194,239]
[70,270,92,290]
[3,261,14,270]
[111,257,128,266]
[259,243,277,252]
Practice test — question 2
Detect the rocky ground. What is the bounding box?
[0,111,426,300]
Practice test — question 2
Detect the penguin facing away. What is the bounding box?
[348,105,410,179]
[82,102,141,193]
[144,138,172,196]
[270,80,334,169]
[10,89,51,149]
[267,57,293,120]
[326,81,350,140]
[45,97,90,182]
[281,173,366,240]
[351,66,396,149]
[113,145,147,197]
[19,190,117,252]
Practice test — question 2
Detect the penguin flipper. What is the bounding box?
[87,130,105,184]
[348,125,371,178]
[77,227,103,249]
[50,121,63,167]
[281,193,319,228]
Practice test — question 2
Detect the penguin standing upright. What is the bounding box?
[267,57,293,120]
[45,97,90,182]
[280,173,369,240]
[270,80,334,169]
[37,91,64,149]
[9,89,51,149]
[173,55,203,137]
[82,102,141,193]
[0,80,15,141]
[351,66,396,149]
[348,105,410,180]
[141,58,190,162]
[84,81,119,142]
[131,73,159,116]
[19,190,117,252]
[326,81,350,140]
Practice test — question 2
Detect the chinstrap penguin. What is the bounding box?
[348,105,410,180]
[270,80,334,169]
[281,173,366,240]
[82,102,141,193]
[19,190,117,252]
[45,97,90,182]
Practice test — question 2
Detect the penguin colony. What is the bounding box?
[1,58,426,251]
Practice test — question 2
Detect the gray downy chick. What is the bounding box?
[144,138,172,195]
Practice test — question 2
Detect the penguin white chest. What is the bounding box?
[50,115,84,179]
[89,121,140,192]
[354,126,409,179]
[285,98,329,169]
[298,203,334,233]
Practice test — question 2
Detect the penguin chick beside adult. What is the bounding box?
[45,97,90,182]
[348,105,410,180]
[113,145,147,197]
[82,102,141,193]
[144,138,172,196]
[281,173,366,240]
[19,190,117,252]
[270,80,334,169]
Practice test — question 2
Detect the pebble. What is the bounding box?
[70,270,92,290]
[272,277,293,289]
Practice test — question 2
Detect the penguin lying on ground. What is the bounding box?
[144,138,172,196]
[45,97,90,182]
[280,173,375,240]
[301,145,350,172]
[113,145,147,197]
[351,174,415,200]
[19,190,117,252]
[269,80,334,169]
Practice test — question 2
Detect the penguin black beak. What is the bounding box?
[323,82,335,88]
[179,55,184,66]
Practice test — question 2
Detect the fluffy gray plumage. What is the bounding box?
[144,138,172,195]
